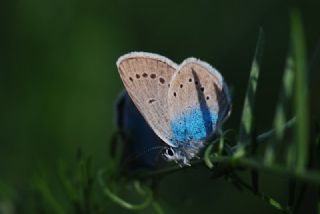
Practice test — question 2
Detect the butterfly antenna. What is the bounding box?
[120,145,168,169]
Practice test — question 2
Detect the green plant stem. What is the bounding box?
[137,155,320,186]
[291,8,309,172]
[230,158,320,186]
[228,173,292,213]
[257,117,296,142]
[152,200,165,214]
[204,144,214,169]
[98,170,152,210]
[216,156,320,186]
[132,117,307,214]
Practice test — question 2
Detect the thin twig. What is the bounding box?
[256,117,296,142]
[137,155,320,186]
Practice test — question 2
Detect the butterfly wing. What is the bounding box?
[117,52,178,147]
[114,90,165,169]
[167,58,231,144]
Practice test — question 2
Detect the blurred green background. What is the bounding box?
[1,0,320,213]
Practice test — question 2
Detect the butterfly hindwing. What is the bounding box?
[117,52,177,146]
[167,59,231,144]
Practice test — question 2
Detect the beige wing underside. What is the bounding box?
[168,60,231,133]
[117,52,177,146]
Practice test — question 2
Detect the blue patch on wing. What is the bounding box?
[171,108,218,143]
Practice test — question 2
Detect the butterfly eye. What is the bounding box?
[165,148,174,156]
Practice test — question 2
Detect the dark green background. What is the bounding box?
[1,0,319,213]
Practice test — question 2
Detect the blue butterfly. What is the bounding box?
[117,52,231,165]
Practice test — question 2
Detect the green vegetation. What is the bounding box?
[1,1,320,213]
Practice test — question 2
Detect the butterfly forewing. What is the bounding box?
[167,59,231,143]
[117,52,177,146]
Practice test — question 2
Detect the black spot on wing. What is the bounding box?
[148,99,156,104]
[159,78,165,84]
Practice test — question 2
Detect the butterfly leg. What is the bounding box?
[183,157,191,166]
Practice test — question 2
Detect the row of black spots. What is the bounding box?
[176,84,204,92]
[188,78,201,87]
[171,81,187,98]
[172,86,210,100]
[172,91,210,100]
[128,73,166,84]
[193,78,206,93]
[172,78,203,96]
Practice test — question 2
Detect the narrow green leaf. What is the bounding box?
[268,198,283,210]
[235,28,265,157]
[275,56,295,141]
[291,9,309,172]
[264,46,295,165]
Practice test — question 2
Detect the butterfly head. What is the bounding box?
[163,140,204,166]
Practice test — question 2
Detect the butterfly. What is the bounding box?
[116,52,231,166]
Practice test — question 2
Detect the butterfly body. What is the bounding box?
[117,52,231,165]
